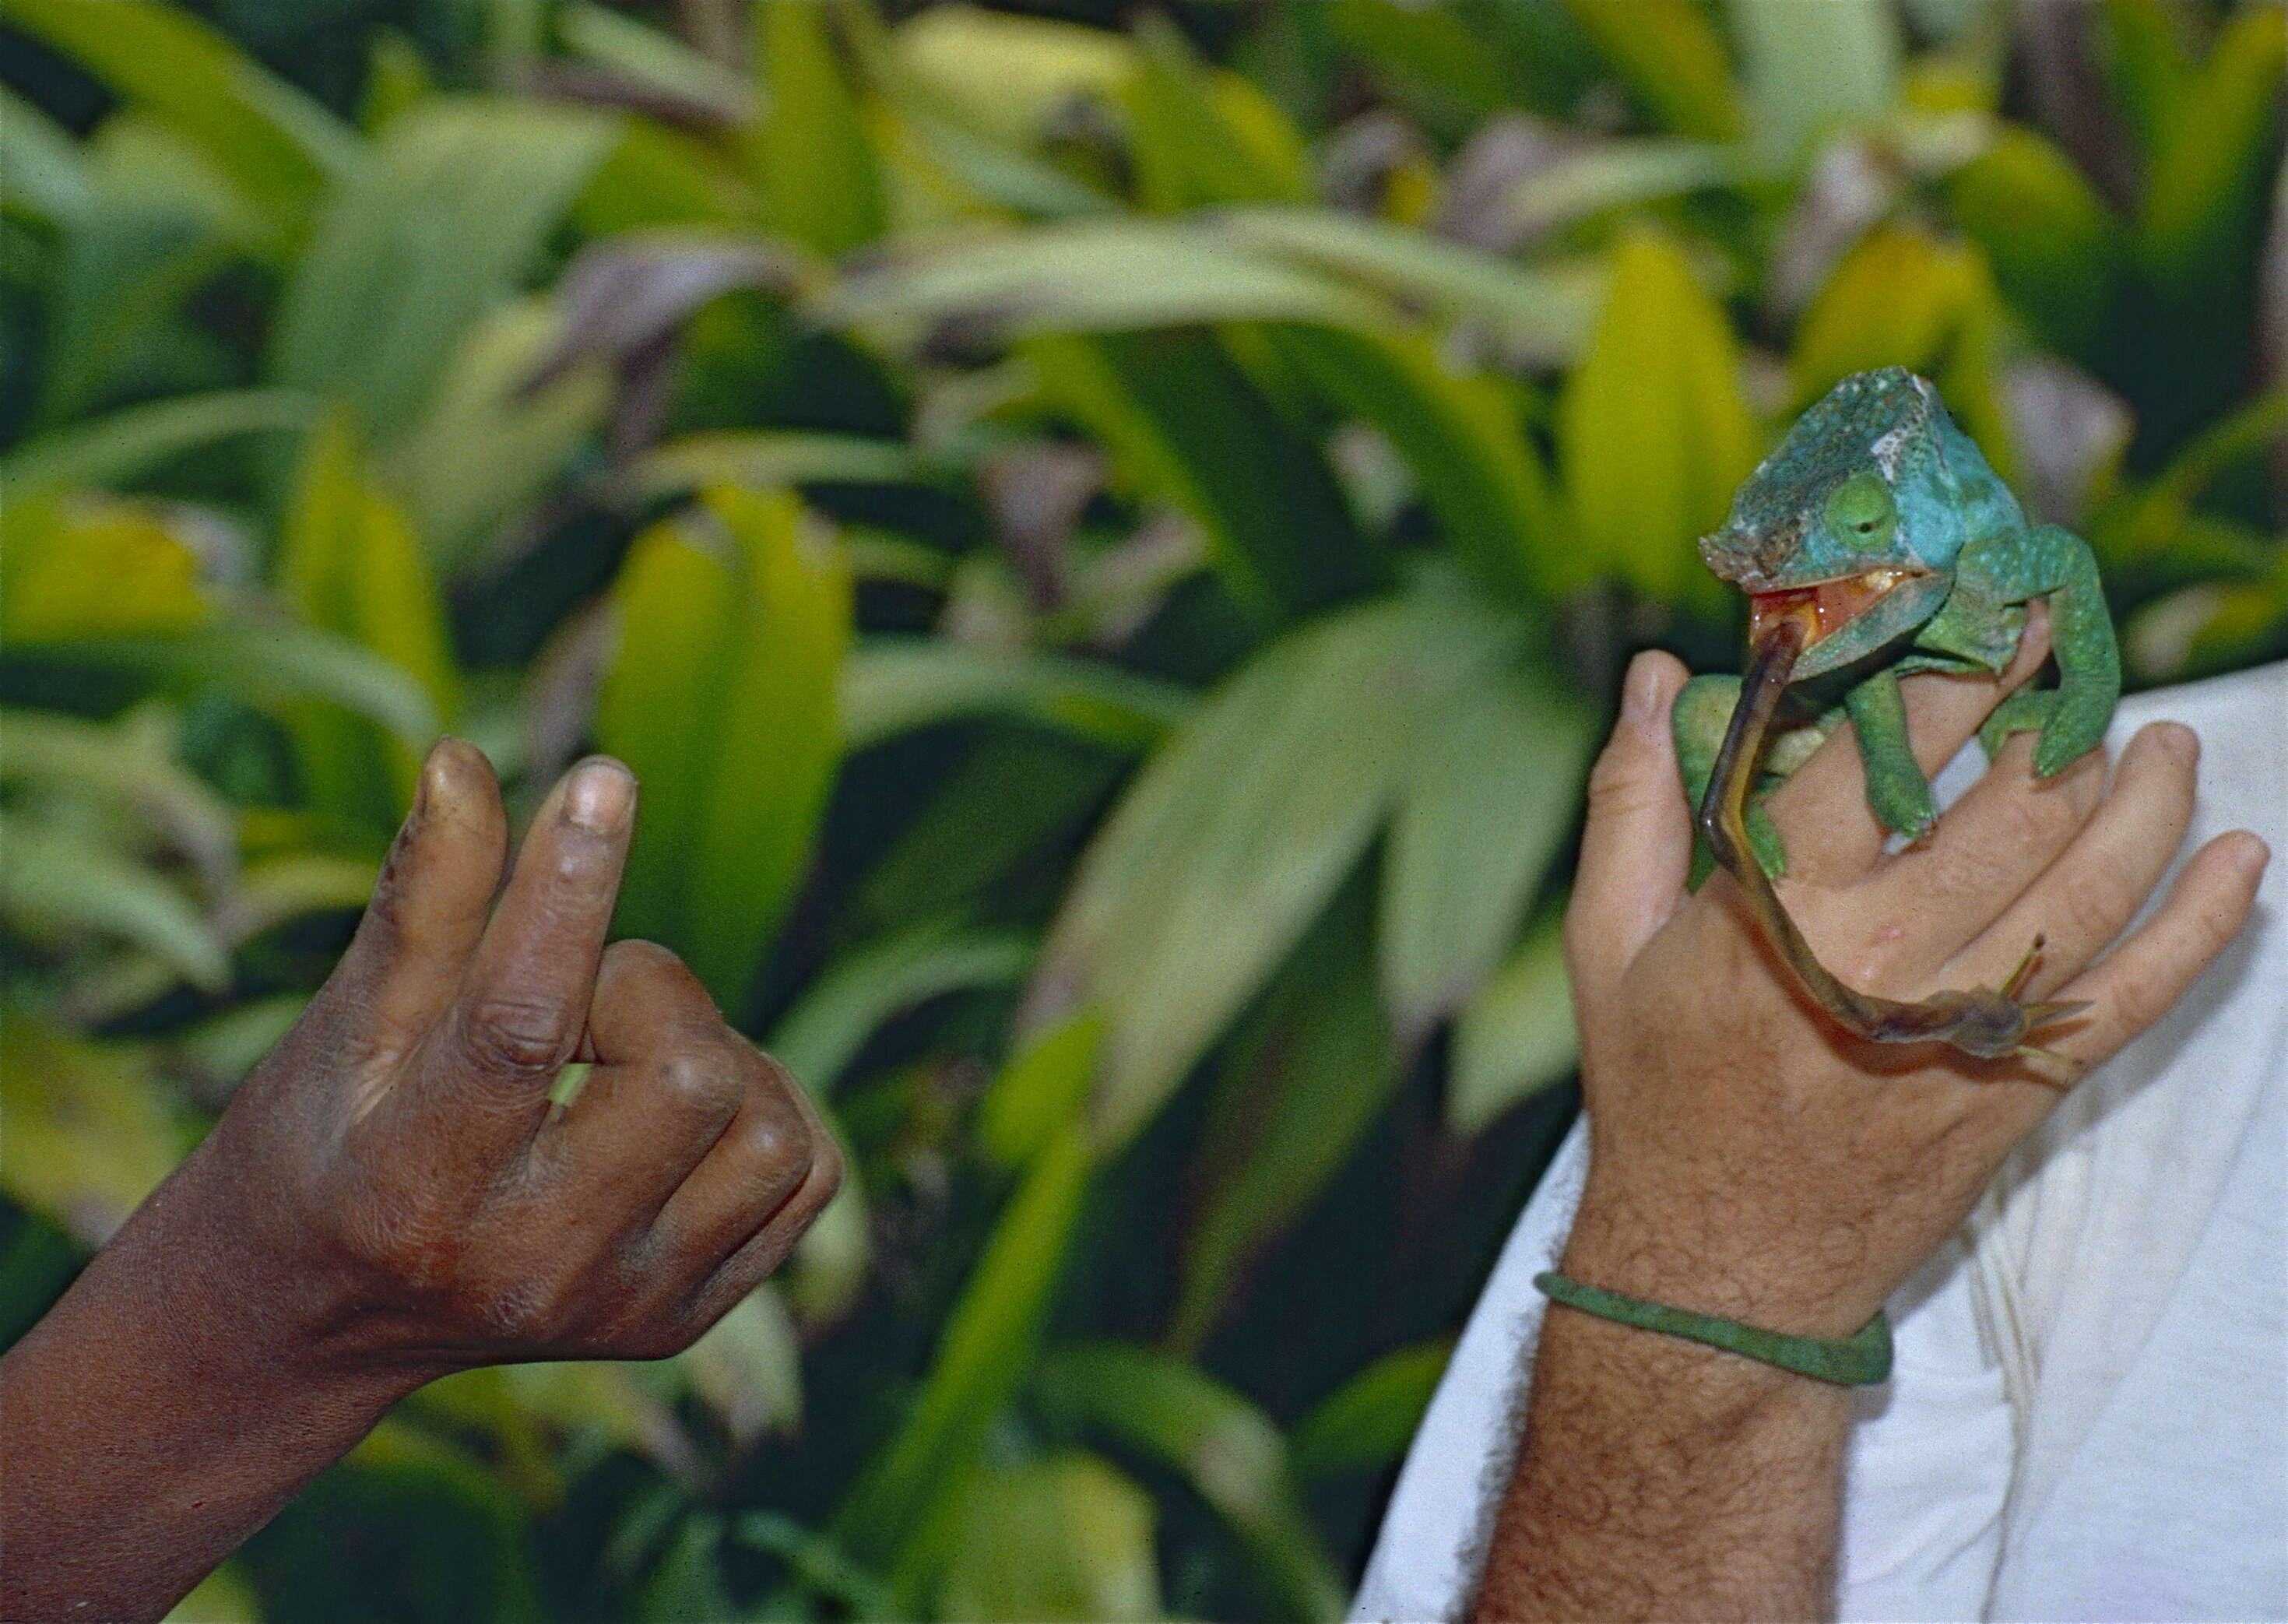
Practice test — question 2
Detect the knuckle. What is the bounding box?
[656,1050,743,1122]
[458,997,569,1075]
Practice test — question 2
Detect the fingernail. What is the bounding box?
[564,759,634,833]
[1622,652,1665,728]
[2146,721,2198,765]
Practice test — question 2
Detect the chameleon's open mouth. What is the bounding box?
[1748,567,1924,651]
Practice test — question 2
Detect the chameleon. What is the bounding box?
[1671,367,2121,1063]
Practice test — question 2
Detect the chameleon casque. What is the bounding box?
[1672,367,2121,1063]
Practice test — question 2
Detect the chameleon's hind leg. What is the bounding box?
[1844,667,1939,842]
[1675,674,1787,877]
[1978,685,2057,760]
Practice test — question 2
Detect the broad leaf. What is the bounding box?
[936,1455,1160,1623]
[749,0,886,256]
[0,818,230,993]
[270,99,617,439]
[1023,329,1384,620]
[0,1019,183,1243]
[1034,584,1504,1150]
[840,639,1191,750]
[765,926,1035,1093]
[276,413,459,828]
[1379,651,1595,1044]
[1,388,314,496]
[1558,227,1756,604]
[1562,0,1741,142]
[596,487,852,1011]
[1288,1340,1452,1480]
[1035,1341,1344,1623]
[833,1126,1093,1586]
[1168,884,1395,1355]
[7,0,357,249]
[1449,914,1577,1137]
[1725,0,1899,171]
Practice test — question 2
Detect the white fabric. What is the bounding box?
[1352,661,2288,1624]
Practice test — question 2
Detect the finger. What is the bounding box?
[1944,723,2195,994]
[325,740,506,1042]
[682,1126,844,1330]
[650,1049,821,1268]
[1566,650,1694,996]
[532,942,747,1215]
[2041,831,2269,1070]
[1765,604,2054,886]
[441,756,637,1101]
[1862,729,2108,971]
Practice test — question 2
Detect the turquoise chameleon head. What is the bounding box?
[1699,367,2022,680]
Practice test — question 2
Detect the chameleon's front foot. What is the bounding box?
[1703,620,2089,1071]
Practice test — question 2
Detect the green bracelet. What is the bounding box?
[1534,1271,1893,1387]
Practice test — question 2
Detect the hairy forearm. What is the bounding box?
[1470,1202,1857,1622]
[0,1162,417,1623]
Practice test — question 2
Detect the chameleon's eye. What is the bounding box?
[1826,472,1896,550]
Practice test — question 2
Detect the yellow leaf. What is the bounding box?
[1559,228,1756,603]
[0,491,209,643]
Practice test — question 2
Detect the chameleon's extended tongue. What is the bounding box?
[1698,618,2088,1069]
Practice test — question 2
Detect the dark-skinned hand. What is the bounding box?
[0,740,842,1622]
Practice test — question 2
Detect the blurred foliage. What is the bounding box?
[1,0,2282,1618]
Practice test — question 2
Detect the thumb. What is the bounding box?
[1565,650,1694,996]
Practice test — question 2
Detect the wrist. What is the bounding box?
[1561,1172,1888,1341]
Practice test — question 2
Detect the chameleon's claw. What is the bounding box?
[1998,935,2046,1000]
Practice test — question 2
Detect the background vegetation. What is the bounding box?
[2,0,2282,1618]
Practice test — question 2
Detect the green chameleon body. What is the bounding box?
[1673,367,2121,1060]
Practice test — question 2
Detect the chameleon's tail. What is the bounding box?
[1700,623,2091,1076]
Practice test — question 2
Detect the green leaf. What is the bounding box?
[1034,1341,1344,1623]
[1449,913,1577,1137]
[1562,0,1743,142]
[672,1285,803,1447]
[269,98,617,439]
[1123,12,1313,212]
[33,621,441,749]
[382,298,609,575]
[276,413,459,828]
[1379,653,1595,1044]
[834,1125,1093,1583]
[627,431,923,503]
[1168,883,1396,1355]
[595,487,852,1011]
[813,218,1389,349]
[764,926,1036,1094]
[0,708,237,885]
[0,84,93,223]
[1288,1340,1452,1480]
[1725,0,1899,170]
[1214,206,1601,365]
[1946,128,2125,360]
[1023,329,1384,620]
[0,491,210,642]
[749,0,886,256]
[1035,585,1504,1150]
[1269,323,1562,601]
[5,0,357,249]
[975,1011,1104,1169]
[36,119,258,422]
[1,388,315,497]
[840,639,1192,751]
[559,2,756,123]
[0,817,230,993]
[937,1455,1162,1623]
[0,1018,183,1243]
[1495,139,1739,246]
[1559,227,1757,603]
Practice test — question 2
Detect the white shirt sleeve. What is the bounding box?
[1350,662,2288,1624]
